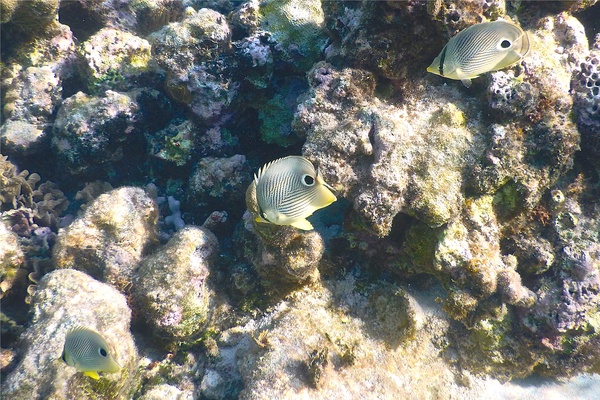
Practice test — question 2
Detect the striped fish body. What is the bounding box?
[254,156,337,230]
[61,327,120,379]
[427,20,531,87]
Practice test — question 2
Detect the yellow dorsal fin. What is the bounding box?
[84,371,100,380]
[290,219,314,230]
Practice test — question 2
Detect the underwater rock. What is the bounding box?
[58,0,186,36]
[296,62,486,236]
[1,66,62,155]
[51,88,171,178]
[187,155,251,217]
[0,0,59,32]
[77,28,152,93]
[0,220,25,298]
[138,384,192,400]
[1,269,138,399]
[434,196,505,298]
[323,1,443,80]
[240,182,325,285]
[53,186,158,292]
[233,32,273,89]
[469,13,585,208]
[215,279,455,399]
[133,226,218,341]
[149,7,237,121]
[1,21,77,77]
[486,70,539,119]
[523,178,600,337]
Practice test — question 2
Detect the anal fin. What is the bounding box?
[290,219,314,230]
[84,371,100,380]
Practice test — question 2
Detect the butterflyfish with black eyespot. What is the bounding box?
[253,156,337,230]
[61,326,120,379]
[427,20,532,87]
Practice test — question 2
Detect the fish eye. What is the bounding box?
[99,348,108,357]
[500,39,511,49]
[302,174,315,186]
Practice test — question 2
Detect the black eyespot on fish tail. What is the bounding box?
[99,348,108,357]
[439,46,447,76]
[500,39,511,49]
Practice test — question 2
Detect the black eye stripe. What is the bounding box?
[439,46,447,76]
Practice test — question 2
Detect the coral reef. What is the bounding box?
[132,226,218,341]
[240,181,325,286]
[0,220,25,298]
[187,155,251,218]
[51,88,171,178]
[53,187,158,292]
[77,28,152,93]
[1,269,138,399]
[295,62,486,235]
[149,7,236,121]
[2,0,600,397]
[572,33,600,166]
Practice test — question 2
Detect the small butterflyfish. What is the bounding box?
[253,156,337,230]
[427,20,532,87]
[61,326,120,380]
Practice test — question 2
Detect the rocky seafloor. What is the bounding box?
[1,0,600,399]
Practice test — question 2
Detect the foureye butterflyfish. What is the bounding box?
[253,156,337,230]
[427,20,532,87]
[61,326,120,380]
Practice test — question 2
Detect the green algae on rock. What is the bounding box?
[77,28,152,94]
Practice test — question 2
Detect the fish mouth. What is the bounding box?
[323,181,337,195]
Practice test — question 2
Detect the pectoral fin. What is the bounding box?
[84,371,100,380]
[290,219,314,230]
